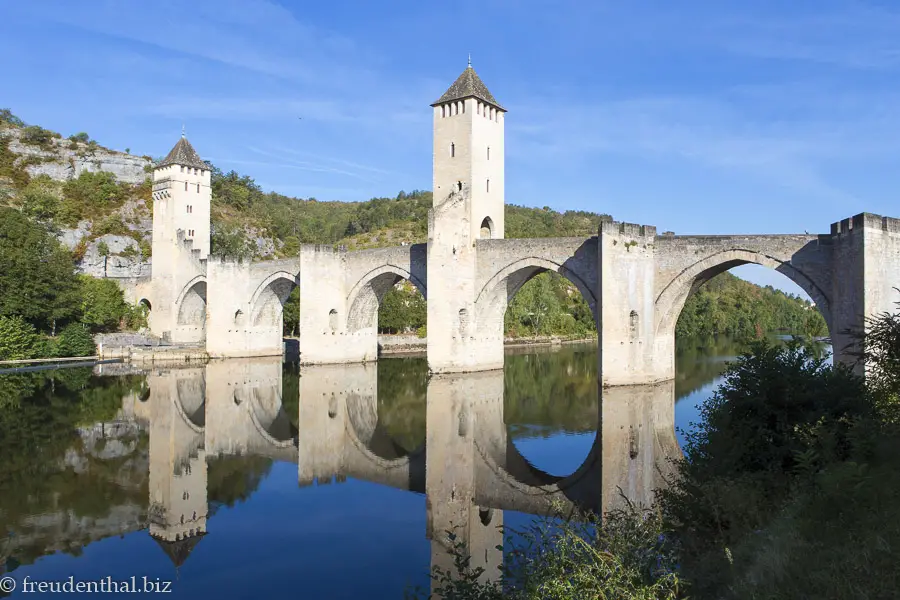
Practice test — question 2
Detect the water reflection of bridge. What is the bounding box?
[139,357,680,583]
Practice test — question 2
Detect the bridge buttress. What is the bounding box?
[598,221,663,386]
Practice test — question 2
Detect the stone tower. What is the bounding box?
[147,134,211,342]
[152,133,211,260]
[427,61,507,373]
[431,58,506,241]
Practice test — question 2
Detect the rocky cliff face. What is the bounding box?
[4,127,151,185]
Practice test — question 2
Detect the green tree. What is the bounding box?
[0,315,38,360]
[78,275,128,332]
[0,208,80,332]
[57,323,96,357]
[283,286,300,336]
[60,171,126,225]
[0,108,25,128]
[210,222,253,260]
[378,281,426,334]
[68,132,91,144]
[20,176,60,223]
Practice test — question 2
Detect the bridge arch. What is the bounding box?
[176,277,207,341]
[248,271,301,328]
[654,248,833,338]
[346,264,427,333]
[174,376,206,433]
[475,257,598,333]
[247,386,298,448]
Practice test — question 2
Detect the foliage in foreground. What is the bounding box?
[420,307,900,599]
[415,501,681,600]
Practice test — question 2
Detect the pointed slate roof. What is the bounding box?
[151,533,205,568]
[432,62,505,111]
[157,135,207,170]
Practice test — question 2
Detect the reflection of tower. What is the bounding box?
[146,368,208,570]
[426,373,503,591]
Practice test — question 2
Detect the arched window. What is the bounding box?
[458,308,469,334]
[487,146,490,160]
[329,309,339,332]
[441,105,446,118]
[184,182,188,191]
[486,179,490,193]
[450,142,455,158]
[196,183,200,193]
[457,181,463,191]
[479,217,493,239]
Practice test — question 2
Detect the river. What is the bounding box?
[0,336,808,598]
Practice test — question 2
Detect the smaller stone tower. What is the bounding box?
[152,133,211,260]
[147,133,211,341]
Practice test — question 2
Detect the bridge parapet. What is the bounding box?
[600,220,657,239]
[831,212,900,236]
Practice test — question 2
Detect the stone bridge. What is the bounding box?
[132,65,900,386]
[137,211,900,385]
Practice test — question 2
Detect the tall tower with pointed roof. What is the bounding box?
[427,61,507,373]
[152,134,211,260]
[431,59,506,240]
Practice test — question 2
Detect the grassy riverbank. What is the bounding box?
[420,308,900,599]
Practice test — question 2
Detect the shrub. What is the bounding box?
[0,109,25,128]
[60,171,126,225]
[31,336,60,359]
[20,176,60,222]
[20,125,59,150]
[0,315,38,360]
[57,323,96,357]
[415,500,682,600]
[416,325,427,339]
[68,132,91,144]
[123,302,149,330]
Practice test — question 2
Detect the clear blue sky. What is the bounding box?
[3,0,899,295]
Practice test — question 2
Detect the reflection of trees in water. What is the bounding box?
[207,455,273,515]
[376,357,428,453]
[281,362,300,428]
[674,335,831,399]
[0,368,149,568]
[504,345,598,437]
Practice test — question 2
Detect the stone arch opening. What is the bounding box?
[346,266,427,335]
[175,376,206,431]
[249,272,300,336]
[249,386,299,446]
[139,298,152,312]
[655,249,833,343]
[479,217,494,239]
[476,258,597,342]
[176,280,207,340]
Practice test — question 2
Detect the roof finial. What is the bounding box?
[181,124,186,138]
[467,53,472,68]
